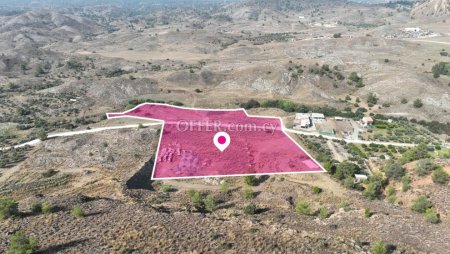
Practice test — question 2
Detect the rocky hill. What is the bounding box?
[412,0,450,16]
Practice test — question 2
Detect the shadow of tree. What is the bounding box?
[38,239,88,254]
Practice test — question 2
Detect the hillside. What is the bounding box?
[412,0,450,16]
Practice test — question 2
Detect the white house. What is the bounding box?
[354,174,368,183]
[360,117,374,127]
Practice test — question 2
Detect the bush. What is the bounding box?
[423,208,440,224]
[36,129,47,141]
[318,207,329,219]
[7,231,38,254]
[41,203,54,214]
[42,169,58,178]
[334,161,361,180]
[371,241,387,254]
[0,198,19,220]
[295,201,311,215]
[161,185,174,193]
[243,203,257,215]
[415,159,438,176]
[311,186,322,194]
[71,205,85,218]
[203,195,216,212]
[431,168,449,185]
[413,99,423,108]
[243,188,254,199]
[401,175,411,192]
[411,195,432,213]
[364,208,372,218]
[30,202,42,214]
[384,162,405,180]
[363,182,378,200]
[400,98,408,104]
[367,92,378,105]
[220,180,230,194]
[243,176,258,186]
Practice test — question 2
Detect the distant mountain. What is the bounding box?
[412,0,450,16]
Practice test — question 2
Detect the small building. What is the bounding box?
[404,27,421,32]
[354,174,368,183]
[294,113,311,128]
[334,116,345,121]
[311,113,325,120]
[360,117,374,127]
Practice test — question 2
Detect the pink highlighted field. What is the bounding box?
[107,103,324,179]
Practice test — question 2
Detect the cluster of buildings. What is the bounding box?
[293,112,325,129]
[385,27,440,39]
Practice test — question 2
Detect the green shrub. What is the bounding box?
[71,205,85,218]
[36,129,47,141]
[161,185,174,193]
[384,161,405,180]
[411,195,432,213]
[0,198,19,220]
[318,207,329,219]
[41,203,54,214]
[203,195,216,212]
[243,188,254,200]
[311,186,322,194]
[220,181,230,194]
[423,208,440,224]
[30,202,42,214]
[243,203,257,215]
[295,201,311,215]
[401,175,411,192]
[371,241,387,254]
[415,159,438,176]
[413,99,423,108]
[42,169,58,178]
[243,176,258,186]
[431,168,449,185]
[190,191,203,208]
[364,208,372,218]
[7,231,38,254]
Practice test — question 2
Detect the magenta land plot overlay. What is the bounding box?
[107,103,325,179]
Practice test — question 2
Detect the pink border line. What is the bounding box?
[107,103,326,180]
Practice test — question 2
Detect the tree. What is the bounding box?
[334,161,361,180]
[367,92,378,105]
[71,205,85,218]
[431,168,449,185]
[7,231,38,254]
[333,33,342,38]
[363,182,378,200]
[349,72,361,83]
[371,241,387,254]
[411,195,432,213]
[0,198,19,220]
[295,200,311,215]
[413,99,423,108]
[363,173,386,200]
[384,162,405,180]
[243,176,258,186]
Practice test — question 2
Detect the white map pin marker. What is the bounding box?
[213,132,231,152]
